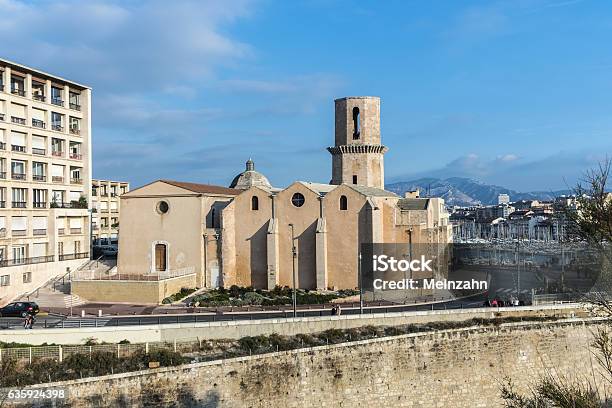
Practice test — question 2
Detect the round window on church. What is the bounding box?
[291,193,305,208]
[156,201,169,214]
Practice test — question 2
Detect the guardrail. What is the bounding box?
[72,266,196,281]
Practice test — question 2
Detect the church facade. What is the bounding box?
[74,97,451,304]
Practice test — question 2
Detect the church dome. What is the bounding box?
[229,159,272,190]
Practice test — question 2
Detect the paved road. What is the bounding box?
[0,295,490,330]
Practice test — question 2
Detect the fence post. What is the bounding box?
[29,347,32,365]
[59,345,63,363]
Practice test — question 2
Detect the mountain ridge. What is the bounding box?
[386,177,570,206]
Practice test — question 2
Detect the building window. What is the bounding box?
[251,196,259,211]
[156,201,169,214]
[0,275,9,286]
[291,192,305,208]
[155,243,167,272]
[352,107,360,139]
[12,246,26,264]
[352,175,358,184]
[23,272,32,284]
[340,195,348,210]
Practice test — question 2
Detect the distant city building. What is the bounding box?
[497,193,510,205]
[91,179,129,242]
[0,58,92,305]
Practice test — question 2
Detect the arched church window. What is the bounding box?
[352,107,360,140]
[291,192,305,208]
[252,196,259,210]
[340,195,348,210]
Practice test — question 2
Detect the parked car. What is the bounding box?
[102,245,118,257]
[0,302,40,317]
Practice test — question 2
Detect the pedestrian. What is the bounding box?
[336,304,342,316]
[331,305,337,316]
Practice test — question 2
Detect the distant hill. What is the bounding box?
[386,177,570,207]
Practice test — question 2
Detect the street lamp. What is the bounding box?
[289,223,297,318]
[358,251,363,314]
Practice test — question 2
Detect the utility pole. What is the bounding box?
[289,224,297,318]
[358,251,363,314]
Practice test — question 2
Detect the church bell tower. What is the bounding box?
[328,96,388,189]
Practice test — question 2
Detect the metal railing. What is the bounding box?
[0,338,206,364]
[51,98,64,107]
[11,172,26,180]
[11,116,26,125]
[32,174,46,182]
[52,151,64,158]
[51,124,64,132]
[69,103,81,111]
[12,201,26,208]
[70,228,82,234]
[11,88,25,97]
[0,255,54,268]
[33,93,46,102]
[71,178,83,184]
[69,153,82,160]
[33,202,47,209]
[32,147,46,155]
[33,229,47,236]
[11,230,26,237]
[73,266,196,282]
[32,119,45,128]
[58,252,89,261]
[11,145,26,153]
[69,128,80,136]
[52,175,64,183]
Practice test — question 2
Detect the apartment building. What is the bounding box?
[91,179,129,241]
[0,59,92,305]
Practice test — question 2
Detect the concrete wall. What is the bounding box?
[71,274,195,304]
[21,318,609,408]
[0,304,584,345]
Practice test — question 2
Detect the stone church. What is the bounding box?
[74,97,452,304]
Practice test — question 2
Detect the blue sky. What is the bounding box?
[1,0,611,192]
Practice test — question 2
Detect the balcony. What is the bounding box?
[11,116,26,125]
[33,229,47,236]
[11,88,25,97]
[11,145,26,153]
[32,119,46,129]
[11,229,26,237]
[32,148,46,155]
[69,127,80,136]
[71,178,83,185]
[52,124,64,132]
[69,103,81,111]
[0,172,5,179]
[59,252,89,261]
[0,255,55,268]
[58,228,65,235]
[51,98,64,107]
[52,150,64,158]
[33,201,47,209]
[32,94,46,102]
[11,172,26,180]
[70,228,82,234]
[52,176,64,183]
[12,201,26,208]
[32,174,46,182]
[69,152,82,160]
